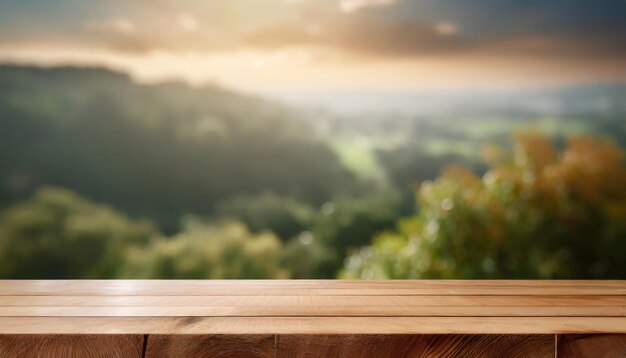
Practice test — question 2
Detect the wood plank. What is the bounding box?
[0,281,623,335]
[145,335,274,358]
[558,334,626,357]
[0,305,621,317]
[1,317,625,334]
[1,295,622,307]
[277,334,554,358]
[1,280,623,296]
[0,334,143,358]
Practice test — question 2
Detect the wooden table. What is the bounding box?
[0,280,624,357]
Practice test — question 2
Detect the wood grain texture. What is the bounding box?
[276,334,554,358]
[1,317,625,334]
[0,280,623,334]
[0,295,623,307]
[145,335,274,358]
[558,334,626,358]
[0,305,620,317]
[1,280,624,296]
[0,334,143,358]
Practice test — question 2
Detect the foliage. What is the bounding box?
[0,65,355,233]
[123,218,288,279]
[216,192,314,241]
[343,134,626,279]
[311,190,401,268]
[2,65,626,280]
[0,187,156,278]
[376,144,486,214]
[280,232,337,278]
[0,188,289,279]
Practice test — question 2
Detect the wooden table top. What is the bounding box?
[0,280,624,334]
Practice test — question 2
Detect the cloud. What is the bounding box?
[241,12,626,65]
[2,0,626,69]
[245,23,322,49]
[177,13,199,32]
[79,14,626,66]
[86,18,136,34]
[243,18,469,57]
[434,22,459,37]
[80,14,236,54]
[339,0,396,13]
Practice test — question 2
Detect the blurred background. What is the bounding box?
[1,0,625,279]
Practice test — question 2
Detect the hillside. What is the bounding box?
[0,65,356,232]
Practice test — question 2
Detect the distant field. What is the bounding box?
[330,139,385,181]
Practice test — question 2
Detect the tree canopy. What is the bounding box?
[123,218,287,279]
[0,187,156,278]
[343,134,626,279]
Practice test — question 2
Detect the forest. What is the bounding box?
[1,65,625,279]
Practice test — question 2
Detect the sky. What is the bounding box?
[1,0,626,93]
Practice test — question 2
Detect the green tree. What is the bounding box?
[216,192,314,241]
[310,190,402,273]
[123,218,288,279]
[343,134,626,279]
[0,187,156,278]
[0,65,356,234]
[280,232,336,278]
